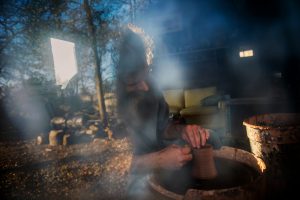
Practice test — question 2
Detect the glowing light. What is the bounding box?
[239,49,254,58]
[50,38,78,89]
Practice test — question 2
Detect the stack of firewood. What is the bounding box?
[37,115,107,146]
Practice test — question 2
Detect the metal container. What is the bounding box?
[148,146,266,200]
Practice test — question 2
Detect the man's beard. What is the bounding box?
[120,90,158,129]
[128,90,157,120]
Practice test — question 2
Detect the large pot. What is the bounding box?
[243,113,300,198]
[148,146,266,200]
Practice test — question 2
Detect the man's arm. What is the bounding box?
[163,123,184,139]
[163,123,210,149]
[130,145,192,173]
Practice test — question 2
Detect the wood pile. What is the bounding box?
[40,115,108,146]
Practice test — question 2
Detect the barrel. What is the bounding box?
[148,146,266,200]
[243,113,300,199]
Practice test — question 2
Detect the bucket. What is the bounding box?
[243,113,300,198]
[148,146,266,200]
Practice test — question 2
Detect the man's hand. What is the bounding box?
[181,125,210,148]
[157,144,192,170]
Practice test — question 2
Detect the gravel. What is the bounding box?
[0,138,133,200]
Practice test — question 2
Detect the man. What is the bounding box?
[116,28,209,173]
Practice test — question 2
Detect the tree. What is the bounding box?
[83,0,108,129]
[0,0,153,138]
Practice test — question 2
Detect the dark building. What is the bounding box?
[137,0,300,110]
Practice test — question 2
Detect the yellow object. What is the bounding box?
[163,86,228,130]
[184,87,217,108]
[163,89,184,114]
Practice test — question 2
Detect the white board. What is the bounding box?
[50,38,78,89]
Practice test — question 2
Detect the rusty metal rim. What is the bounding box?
[243,113,300,130]
[147,175,184,200]
[243,121,300,130]
[148,174,266,200]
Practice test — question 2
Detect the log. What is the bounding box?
[49,130,64,146]
[50,117,66,129]
[63,134,71,146]
[66,116,86,128]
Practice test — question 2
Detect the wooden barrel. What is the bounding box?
[148,146,266,200]
[243,113,300,198]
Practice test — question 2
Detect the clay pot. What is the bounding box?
[192,144,217,180]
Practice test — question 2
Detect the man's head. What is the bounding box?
[117,30,151,92]
[117,29,158,124]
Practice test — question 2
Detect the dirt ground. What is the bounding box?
[0,136,133,200]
